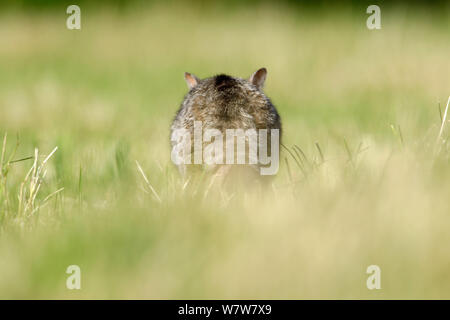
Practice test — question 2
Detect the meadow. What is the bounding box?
[0,2,449,298]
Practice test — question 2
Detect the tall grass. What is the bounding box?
[0,134,62,229]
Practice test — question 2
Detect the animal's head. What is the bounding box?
[182,68,269,112]
[184,68,267,92]
[184,67,267,94]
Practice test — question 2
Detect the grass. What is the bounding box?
[0,3,449,299]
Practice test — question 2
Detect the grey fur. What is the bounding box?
[171,68,282,177]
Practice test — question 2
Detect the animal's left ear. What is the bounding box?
[249,68,267,89]
[184,72,199,89]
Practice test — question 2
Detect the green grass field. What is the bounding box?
[0,3,449,298]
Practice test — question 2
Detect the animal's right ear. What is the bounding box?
[249,68,267,89]
[184,72,199,89]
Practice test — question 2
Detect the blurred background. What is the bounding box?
[0,0,449,299]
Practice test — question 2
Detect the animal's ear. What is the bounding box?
[249,68,267,89]
[184,72,199,89]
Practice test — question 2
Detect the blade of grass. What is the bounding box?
[78,164,83,207]
[0,132,7,175]
[437,96,450,143]
[284,157,293,184]
[315,142,324,164]
[10,156,33,164]
[281,143,306,178]
[343,138,355,168]
[136,160,161,203]
[42,187,65,204]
